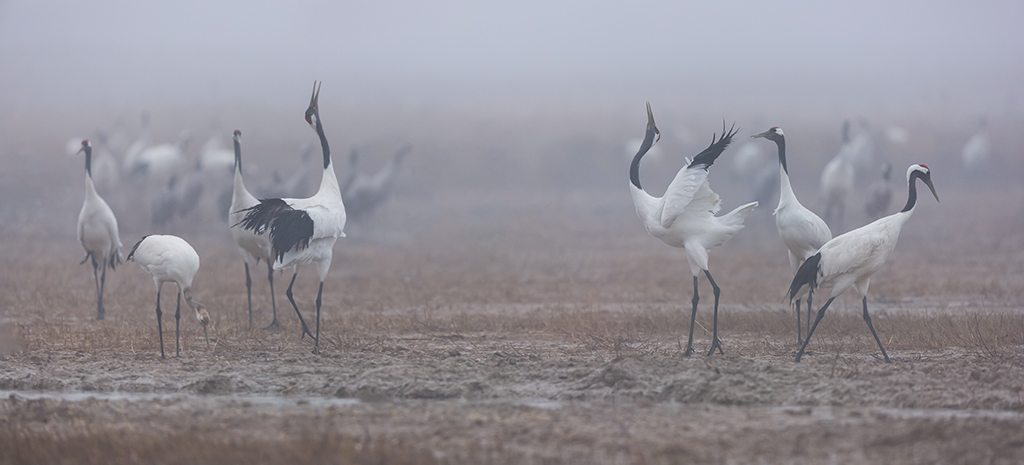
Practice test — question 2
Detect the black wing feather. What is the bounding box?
[789,252,822,302]
[688,121,739,171]
[235,198,314,262]
[268,209,314,262]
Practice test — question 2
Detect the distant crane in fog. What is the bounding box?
[126,129,190,179]
[790,164,939,363]
[820,121,856,231]
[629,103,758,356]
[343,144,411,225]
[150,161,205,227]
[77,140,123,320]
[236,82,346,354]
[127,234,211,359]
[228,130,301,333]
[751,127,832,345]
[864,162,893,219]
[962,117,992,172]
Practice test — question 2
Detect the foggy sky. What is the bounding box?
[2,0,1022,113]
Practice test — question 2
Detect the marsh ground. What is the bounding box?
[2,104,1024,464]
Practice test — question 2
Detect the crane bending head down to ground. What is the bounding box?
[127,234,211,359]
[236,81,347,354]
[751,127,832,345]
[77,140,123,320]
[629,102,758,357]
[789,164,939,363]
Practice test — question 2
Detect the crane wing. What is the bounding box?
[660,124,738,228]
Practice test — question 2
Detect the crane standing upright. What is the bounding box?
[629,103,758,356]
[77,140,123,320]
[751,127,832,344]
[237,82,347,354]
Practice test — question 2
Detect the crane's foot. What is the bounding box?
[263,319,281,331]
[299,323,314,340]
[706,338,723,356]
[682,347,694,357]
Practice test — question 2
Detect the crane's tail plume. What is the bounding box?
[789,252,821,303]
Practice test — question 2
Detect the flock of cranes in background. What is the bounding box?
[74,84,982,361]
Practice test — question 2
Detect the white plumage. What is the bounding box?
[236,82,346,354]
[228,130,293,332]
[127,234,210,359]
[752,127,832,344]
[629,103,758,356]
[790,164,940,363]
[77,140,123,321]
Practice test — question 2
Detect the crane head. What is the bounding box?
[232,129,241,143]
[645,101,661,144]
[908,164,939,203]
[751,127,784,141]
[305,81,321,129]
[76,139,91,155]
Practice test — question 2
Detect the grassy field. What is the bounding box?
[2,103,1024,463]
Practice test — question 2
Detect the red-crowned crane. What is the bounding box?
[237,82,346,354]
[752,127,832,345]
[790,164,939,363]
[127,234,211,359]
[77,140,123,320]
[629,103,758,356]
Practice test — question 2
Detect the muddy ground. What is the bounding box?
[2,105,1024,464]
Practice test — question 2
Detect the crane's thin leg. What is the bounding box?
[795,297,835,362]
[98,260,107,321]
[806,291,814,344]
[244,262,253,330]
[861,296,891,363]
[285,270,314,339]
[155,287,165,360]
[704,270,723,356]
[684,276,699,357]
[91,259,103,320]
[263,262,280,330]
[175,289,181,357]
[794,298,803,345]
[313,281,324,355]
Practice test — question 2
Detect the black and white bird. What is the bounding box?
[864,162,893,219]
[752,127,832,344]
[629,103,758,356]
[789,164,939,363]
[127,234,211,359]
[228,130,304,333]
[343,144,410,225]
[237,82,346,354]
[77,140,123,320]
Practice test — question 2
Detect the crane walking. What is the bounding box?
[629,103,758,356]
[77,140,123,320]
[237,82,347,354]
[790,164,939,363]
[127,234,211,359]
[751,127,832,344]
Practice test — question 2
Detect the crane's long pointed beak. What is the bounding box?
[751,130,771,139]
[645,101,660,143]
[925,177,939,202]
[309,81,319,108]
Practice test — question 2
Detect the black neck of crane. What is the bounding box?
[315,116,331,170]
[84,145,92,177]
[233,137,242,174]
[774,136,788,174]
[902,170,924,213]
[629,126,658,190]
